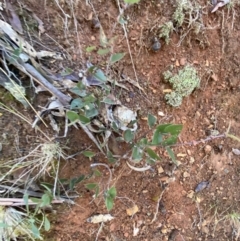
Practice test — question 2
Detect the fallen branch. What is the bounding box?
[23,63,71,106]
[0,197,65,206]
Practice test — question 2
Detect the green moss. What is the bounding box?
[164,65,200,107]
[159,21,174,44]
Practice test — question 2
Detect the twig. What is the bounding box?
[0,198,65,206]
[22,63,71,106]
[77,120,104,154]
[90,163,112,189]
[151,188,166,223]
[115,0,139,86]
[172,134,226,147]
[196,201,203,227]
[95,222,104,241]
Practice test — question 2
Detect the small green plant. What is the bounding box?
[163,65,200,107]
[126,114,182,165]
[173,0,201,28]
[159,21,174,44]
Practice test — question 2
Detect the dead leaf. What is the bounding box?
[36,50,63,60]
[87,214,114,223]
[163,89,172,93]
[232,148,240,156]
[32,13,45,34]
[126,205,139,216]
[6,1,23,34]
[126,162,152,172]
[0,19,37,57]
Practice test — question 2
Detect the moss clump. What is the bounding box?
[164,65,200,107]
[159,21,174,44]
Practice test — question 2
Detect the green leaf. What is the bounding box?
[110,53,125,64]
[97,48,110,55]
[111,121,120,132]
[132,146,143,161]
[70,98,84,109]
[107,187,117,199]
[166,146,178,165]
[105,197,114,211]
[146,157,156,165]
[93,69,107,82]
[93,169,102,177]
[146,148,160,160]
[83,94,97,103]
[61,67,73,76]
[44,216,51,231]
[86,46,96,52]
[83,150,95,158]
[139,138,148,145]
[95,185,100,198]
[156,124,172,134]
[30,198,41,204]
[69,175,85,190]
[100,26,108,47]
[69,87,86,97]
[124,0,140,4]
[123,129,134,143]
[23,194,29,213]
[162,135,178,146]
[85,183,98,190]
[31,223,41,239]
[85,106,98,118]
[152,129,163,145]
[101,97,117,105]
[78,114,90,124]
[148,114,157,128]
[107,151,117,163]
[41,193,51,207]
[164,124,183,135]
[66,111,79,123]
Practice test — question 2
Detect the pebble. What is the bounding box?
[211,73,218,81]
[175,60,180,66]
[183,172,190,178]
[158,166,164,174]
[180,57,186,66]
[91,35,95,41]
[158,111,165,116]
[204,145,212,154]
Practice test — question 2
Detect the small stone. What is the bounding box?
[183,172,190,178]
[175,60,180,66]
[161,228,168,234]
[211,73,218,81]
[204,145,212,154]
[180,58,186,66]
[124,233,129,238]
[158,166,164,174]
[91,35,95,41]
[160,176,169,182]
[206,60,209,66]
[126,98,131,103]
[171,58,175,62]
[196,111,201,117]
[189,157,195,164]
[158,111,165,116]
